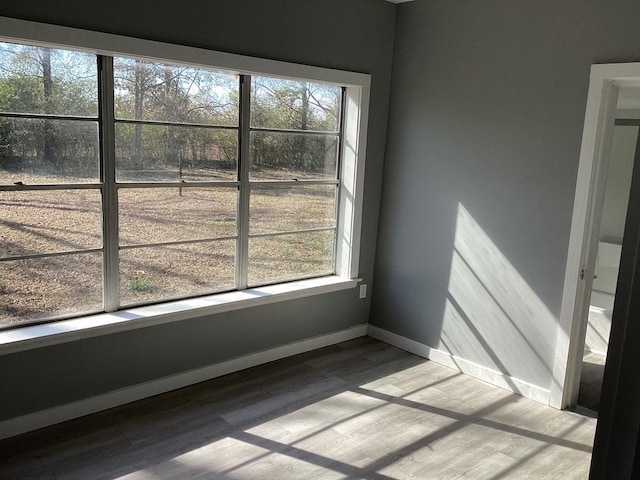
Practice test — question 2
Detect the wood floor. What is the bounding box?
[0,337,596,479]
[578,351,606,414]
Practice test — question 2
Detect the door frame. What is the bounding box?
[550,63,640,409]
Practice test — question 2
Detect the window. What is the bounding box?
[0,43,104,325]
[112,57,240,308]
[0,25,368,331]
[248,76,342,287]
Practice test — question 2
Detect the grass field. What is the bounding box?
[0,171,336,327]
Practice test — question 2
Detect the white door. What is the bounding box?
[551,63,640,409]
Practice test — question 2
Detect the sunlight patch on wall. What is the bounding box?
[440,204,557,388]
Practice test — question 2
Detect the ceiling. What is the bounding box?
[385,0,414,3]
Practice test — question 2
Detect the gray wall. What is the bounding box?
[372,0,640,390]
[0,0,396,421]
[586,125,638,355]
[600,125,638,245]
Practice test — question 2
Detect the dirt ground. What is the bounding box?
[0,172,336,327]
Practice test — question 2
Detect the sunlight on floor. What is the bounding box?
[2,338,594,480]
[111,363,593,479]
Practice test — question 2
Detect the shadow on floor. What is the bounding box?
[0,337,596,479]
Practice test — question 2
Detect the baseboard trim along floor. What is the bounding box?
[0,324,368,440]
[1,323,556,441]
[367,325,551,405]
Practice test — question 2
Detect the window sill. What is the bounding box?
[0,276,360,356]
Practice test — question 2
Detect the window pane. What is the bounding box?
[249,131,338,180]
[0,252,102,327]
[251,77,341,132]
[0,118,99,184]
[0,42,98,117]
[0,189,102,258]
[248,231,334,286]
[114,57,238,126]
[115,123,237,182]
[119,187,237,245]
[119,240,235,306]
[250,185,336,234]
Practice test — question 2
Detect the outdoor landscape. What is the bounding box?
[0,42,342,327]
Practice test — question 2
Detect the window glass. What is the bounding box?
[0,189,102,257]
[119,240,236,306]
[0,42,103,327]
[115,124,237,182]
[0,42,98,117]
[249,131,338,180]
[0,252,103,325]
[248,231,334,286]
[0,118,99,184]
[119,187,237,245]
[114,57,239,126]
[112,58,243,311]
[251,77,341,132]
[250,185,336,234]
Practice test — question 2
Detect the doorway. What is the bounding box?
[551,63,640,411]
[577,117,640,414]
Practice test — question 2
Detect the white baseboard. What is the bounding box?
[367,325,551,405]
[0,324,367,440]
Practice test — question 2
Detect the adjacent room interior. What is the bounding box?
[2,0,640,478]
[578,88,640,415]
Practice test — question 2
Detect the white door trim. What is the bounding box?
[551,63,640,409]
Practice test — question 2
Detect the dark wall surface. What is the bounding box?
[0,0,396,421]
[372,0,640,390]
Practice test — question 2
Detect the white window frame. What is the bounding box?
[0,16,370,354]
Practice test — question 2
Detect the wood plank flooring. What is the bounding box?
[578,351,606,414]
[0,337,596,479]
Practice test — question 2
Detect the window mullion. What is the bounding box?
[333,87,347,274]
[98,55,119,311]
[236,74,251,290]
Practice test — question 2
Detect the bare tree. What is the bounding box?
[40,47,56,167]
